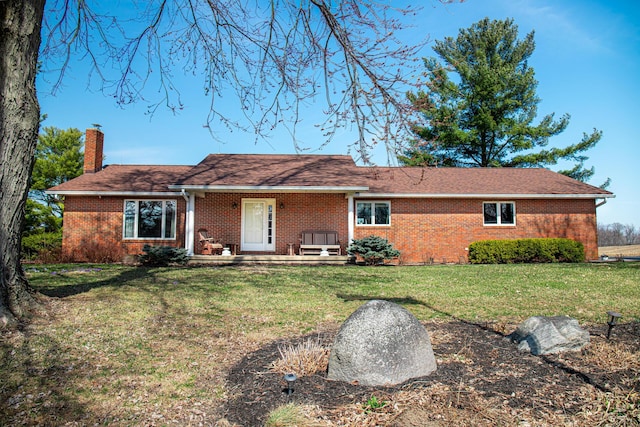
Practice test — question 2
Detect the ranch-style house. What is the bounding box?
[47,128,614,264]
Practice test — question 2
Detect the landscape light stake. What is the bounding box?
[284,373,297,396]
[606,311,622,339]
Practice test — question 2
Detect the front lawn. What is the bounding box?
[1,263,638,425]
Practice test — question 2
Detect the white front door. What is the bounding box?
[241,199,275,252]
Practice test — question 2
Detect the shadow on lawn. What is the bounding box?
[336,292,508,337]
[0,325,92,424]
[34,267,170,298]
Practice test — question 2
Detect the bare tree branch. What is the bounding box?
[40,0,456,163]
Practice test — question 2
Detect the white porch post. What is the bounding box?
[184,192,196,256]
[347,194,355,245]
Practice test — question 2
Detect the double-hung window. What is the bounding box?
[124,200,177,239]
[483,202,515,226]
[356,201,390,225]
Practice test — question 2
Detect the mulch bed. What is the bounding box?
[221,320,639,426]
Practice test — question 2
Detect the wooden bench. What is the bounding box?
[299,230,341,255]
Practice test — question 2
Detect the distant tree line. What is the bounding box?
[597,223,640,246]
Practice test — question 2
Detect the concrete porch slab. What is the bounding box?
[189,254,352,265]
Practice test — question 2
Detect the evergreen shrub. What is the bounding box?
[21,231,62,261]
[347,235,400,265]
[139,245,188,266]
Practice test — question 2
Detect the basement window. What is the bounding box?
[483,202,515,226]
[124,200,177,239]
[356,201,390,225]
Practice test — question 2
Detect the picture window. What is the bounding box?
[124,200,177,239]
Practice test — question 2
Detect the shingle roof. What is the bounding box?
[172,154,366,189]
[47,154,613,198]
[360,167,612,196]
[47,165,192,194]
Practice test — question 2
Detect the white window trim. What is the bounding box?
[356,200,391,226]
[483,201,516,226]
[123,199,178,240]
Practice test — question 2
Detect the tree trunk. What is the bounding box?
[0,0,45,328]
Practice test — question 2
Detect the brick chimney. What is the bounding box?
[84,128,104,173]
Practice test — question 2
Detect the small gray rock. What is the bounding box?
[327,300,436,386]
[509,316,590,355]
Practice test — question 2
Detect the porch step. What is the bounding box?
[189,254,352,265]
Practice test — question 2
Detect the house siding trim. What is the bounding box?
[185,192,196,255]
[358,193,615,200]
[169,185,369,193]
[347,195,355,245]
[47,191,179,197]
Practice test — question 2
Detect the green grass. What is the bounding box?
[2,262,638,424]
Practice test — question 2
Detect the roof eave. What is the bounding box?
[356,192,615,199]
[168,185,370,193]
[45,190,179,197]
[47,190,614,199]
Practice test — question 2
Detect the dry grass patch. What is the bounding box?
[582,339,640,379]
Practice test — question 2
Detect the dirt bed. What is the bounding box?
[221,320,639,426]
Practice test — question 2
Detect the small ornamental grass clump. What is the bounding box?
[265,403,323,427]
[347,235,400,265]
[271,337,329,377]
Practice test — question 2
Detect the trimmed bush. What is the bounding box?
[347,235,400,265]
[468,238,585,264]
[139,245,188,266]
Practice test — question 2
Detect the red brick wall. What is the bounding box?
[62,196,186,261]
[61,193,599,263]
[194,193,348,254]
[354,198,599,264]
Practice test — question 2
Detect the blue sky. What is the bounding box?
[37,0,639,227]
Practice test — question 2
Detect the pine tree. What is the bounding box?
[401,18,603,184]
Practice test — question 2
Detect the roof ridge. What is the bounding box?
[103,164,194,167]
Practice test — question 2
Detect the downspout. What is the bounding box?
[347,194,355,246]
[181,190,195,256]
[595,198,607,208]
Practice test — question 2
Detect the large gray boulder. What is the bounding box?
[327,300,436,386]
[509,316,590,355]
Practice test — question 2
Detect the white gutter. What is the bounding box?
[181,190,195,256]
[45,190,179,197]
[347,195,355,246]
[168,185,369,193]
[355,193,616,199]
[595,198,609,208]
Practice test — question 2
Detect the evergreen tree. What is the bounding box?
[401,18,603,184]
[30,126,84,218]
